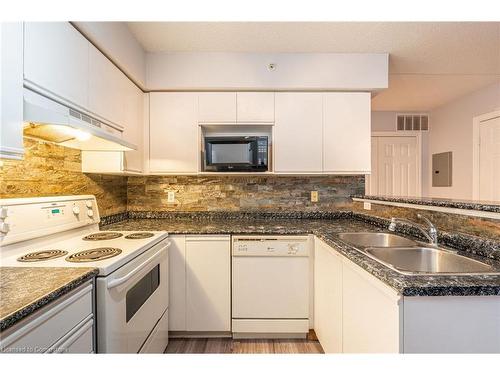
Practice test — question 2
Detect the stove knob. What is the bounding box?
[72,206,80,215]
[0,222,10,234]
[85,200,93,208]
[0,207,8,219]
[87,209,94,218]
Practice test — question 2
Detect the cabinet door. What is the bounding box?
[274,93,323,172]
[168,236,187,331]
[323,93,371,173]
[314,238,343,353]
[24,22,89,109]
[122,80,144,173]
[0,22,24,160]
[88,44,128,126]
[237,92,274,122]
[186,236,231,332]
[342,259,401,353]
[149,92,199,173]
[198,92,236,123]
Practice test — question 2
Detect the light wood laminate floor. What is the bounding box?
[165,338,324,354]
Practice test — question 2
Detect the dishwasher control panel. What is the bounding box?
[232,236,310,256]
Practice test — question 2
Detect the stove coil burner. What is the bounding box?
[17,250,69,262]
[124,232,155,240]
[66,247,122,262]
[82,232,123,241]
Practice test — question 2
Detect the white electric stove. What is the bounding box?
[0,195,170,354]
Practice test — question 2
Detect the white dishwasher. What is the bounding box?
[232,235,310,339]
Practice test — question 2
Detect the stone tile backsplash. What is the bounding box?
[0,138,128,216]
[127,175,365,212]
[350,201,500,241]
[1,139,497,244]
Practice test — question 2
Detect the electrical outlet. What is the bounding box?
[363,202,372,210]
[167,191,175,203]
[311,191,319,202]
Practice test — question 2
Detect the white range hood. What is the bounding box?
[23,88,136,151]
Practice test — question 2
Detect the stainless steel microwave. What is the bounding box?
[203,136,268,172]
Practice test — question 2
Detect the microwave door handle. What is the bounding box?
[106,242,170,290]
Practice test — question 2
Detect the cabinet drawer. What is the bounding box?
[0,282,93,353]
[47,316,94,354]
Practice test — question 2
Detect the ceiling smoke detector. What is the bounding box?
[267,63,276,71]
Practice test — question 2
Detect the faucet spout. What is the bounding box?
[389,215,438,246]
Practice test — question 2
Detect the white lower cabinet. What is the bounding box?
[315,239,500,353]
[168,235,187,331]
[314,238,343,353]
[314,240,403,353]
[0,281,94,353]
[186,235,231,332]
[315,238,401,353]
[341,258,401,353]
[168,235,231,333]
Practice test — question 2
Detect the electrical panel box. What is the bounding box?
[432,151,452,187]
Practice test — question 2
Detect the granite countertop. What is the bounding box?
[0,267,98,332]
[353,194,500,213]
[103,215,500,297]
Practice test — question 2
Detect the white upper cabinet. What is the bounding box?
[236,92,274,123]
[24,22,89,109]
[198,92,237,123]
[88,44,129,127]
[122,79,144,172]
[149,92,199,173]
[1,22,24,160]
[323,92,371,173]
[274,93,323,173]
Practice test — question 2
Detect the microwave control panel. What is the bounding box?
[256,137,268,167]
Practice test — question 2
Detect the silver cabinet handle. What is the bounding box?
[107,242,170,289]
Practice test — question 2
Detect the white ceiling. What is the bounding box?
[127,22,500,111]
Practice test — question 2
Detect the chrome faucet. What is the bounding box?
[388,214,438,246]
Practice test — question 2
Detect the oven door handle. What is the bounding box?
[107,242,171,290]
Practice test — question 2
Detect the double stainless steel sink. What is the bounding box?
[337,232,497,275]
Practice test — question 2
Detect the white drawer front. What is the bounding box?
[0,282,93,353]
[48,316,94,354]
[139,309,169,354]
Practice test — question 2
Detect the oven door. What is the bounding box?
[96,239,169,353]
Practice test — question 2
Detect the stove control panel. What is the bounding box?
[0,195,100,246]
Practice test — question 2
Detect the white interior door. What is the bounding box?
[479,116,500,201]
[368,135,419,197]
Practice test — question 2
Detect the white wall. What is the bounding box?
[146,52,388,91]
[426,82,500,199]
[372,111,399,131]
[73,22,147,88]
